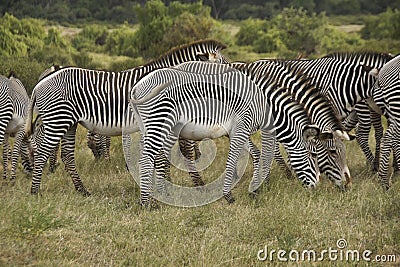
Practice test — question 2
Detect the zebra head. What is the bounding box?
[310,137,352,189]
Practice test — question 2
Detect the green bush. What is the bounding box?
[133,0,216,60]
[235,19,268,47]
[0,57,47,95]
[0,13,45,56]
[104,24,136,57]
[71,24,108,52]
[361,8,400,40]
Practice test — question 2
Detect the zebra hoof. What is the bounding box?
[249,191,258,199]
[380,183,390,191]
[194,180,205,187]
[224,192,235,204]
[77,187,91,197]
[139,198,159,209]
[31,187,40,195]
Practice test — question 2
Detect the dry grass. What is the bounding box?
[0,125,399,266]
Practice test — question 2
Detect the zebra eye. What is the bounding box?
[310,152,317,158]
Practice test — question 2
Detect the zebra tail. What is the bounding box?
[130,81,172,105]
[25,93,36,137]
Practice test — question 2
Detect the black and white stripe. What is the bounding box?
[25,40,229,195]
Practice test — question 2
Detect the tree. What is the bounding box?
[133,0,215,60]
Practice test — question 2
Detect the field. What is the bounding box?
[0,124,399,266]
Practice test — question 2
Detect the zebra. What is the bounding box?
[324,51,394,171]
[130,61,322,205]
[25,39,229,196]
[227,60,351,187]
[369,54,400,189]
[0,72,33,180]
[258,56,380,181]
[36,65,111,172]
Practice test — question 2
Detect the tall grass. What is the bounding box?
[0,125,399,266]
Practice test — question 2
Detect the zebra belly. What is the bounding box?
[80,121,139,136]
[5,115,24,134]
[179,122,229,140]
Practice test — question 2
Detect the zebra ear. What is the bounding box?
[368,67,379,78]
[302,125,320,140]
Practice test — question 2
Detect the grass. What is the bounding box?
[0,125,399,266]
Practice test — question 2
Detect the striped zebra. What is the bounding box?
[25,39,229,196]
[130,61,322,205]
[0,72,32,180]
[37,65,111,172]
[369,54,400,189]
[170,62,332,186]
[324,52,394,170]
[228,60,351,187]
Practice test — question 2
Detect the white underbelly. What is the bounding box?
[80,121,139,136]
[179,122,229,140]
[5,116,24,134]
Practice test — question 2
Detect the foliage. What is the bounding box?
[361,8,400,40]
[0,57,47,95]
[235,7,364,57]
[71,24,108,52]
[104,24,137,57]
[0,13,45,56]
[133,0,215,60]
[2,0,400,23]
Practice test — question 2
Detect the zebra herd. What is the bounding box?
[0,39,398,206]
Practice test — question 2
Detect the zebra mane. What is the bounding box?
[264,60,343,131]
[8,70,17,79]
[323,51,394,65]
[148,39,227,63]
[38,65,65,81]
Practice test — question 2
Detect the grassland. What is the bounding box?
[0,124,399,266]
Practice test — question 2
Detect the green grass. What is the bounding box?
[0,126,399,266]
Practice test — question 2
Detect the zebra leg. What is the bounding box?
[179,138,204,187]
[247,139,261,196]
[371,111,383,171]
[20,135,33,176]
[223,128,250,203]
[2,135,10,179]
[274,143,293,179]
[101,135,111,160]
[153,134,179,195]
[260,130,276,187]
[60,124,90,196]
[392,140,400,176]
[10,130,26,180]
[31,136,62,195]
[355,110,375,169]
[138,146,156,207]
[48,143,59,173]
[87,131,101,159]
[378,125,394,190]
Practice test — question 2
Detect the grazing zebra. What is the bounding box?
[25,39,229,196]
[174,62,332,186]
[369,54,400,189]
[228,60,351,187]
[130,61,322,205]
[324,51,394,170]
[0,72,32,180]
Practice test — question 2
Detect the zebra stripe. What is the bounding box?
[26,40,229,196]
